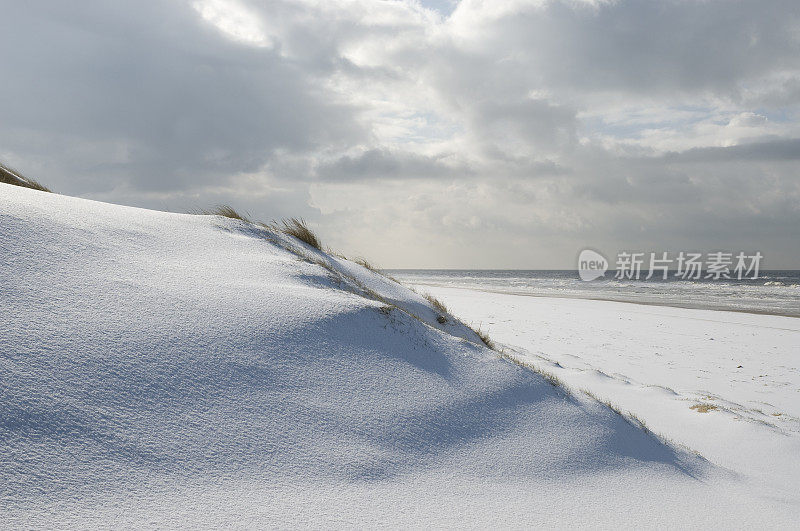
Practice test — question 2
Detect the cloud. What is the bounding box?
[1,0,799,267]
[662,138,800,162]
[315,148,472,182]
[446,0,800,98]
[0,1,362,195]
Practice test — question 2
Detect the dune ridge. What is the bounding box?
[0,183,794,527]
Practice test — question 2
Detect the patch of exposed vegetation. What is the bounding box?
[690,403,718,413]
[192,207,321,252]
[423,293,450,324]
[500,353,564,388]
[195,205,250,221]
[471,325,496,350]
[423,292,449,315]
[354,257,378,271]
[580,388,674,448]
[280,217,321,250]
[1,161,51,192]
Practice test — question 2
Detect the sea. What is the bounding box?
[386,270,800,318]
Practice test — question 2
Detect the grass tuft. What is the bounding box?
[213,205,248,221]
[354,257,401,283]
[280,217,321,250]
[0,161,51,192]
[194,205,250,222]
[580,389,667,441]
[500,352,564,388]
[472,325,496,350]
[423,292,450,324]
[423,293,449,315]
[191,208,321,251]
[354,257,379,271]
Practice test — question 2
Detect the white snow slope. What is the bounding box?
[0,184,796,528]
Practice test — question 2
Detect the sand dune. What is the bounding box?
[1,184,796,527]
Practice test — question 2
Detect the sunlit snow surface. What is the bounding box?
[1,184,797,527]
[418,286,800,515]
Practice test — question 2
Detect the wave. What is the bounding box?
[388,270,800,317]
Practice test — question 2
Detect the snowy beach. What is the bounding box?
[4,0,800,527]
[2,184,799,527]
[412,286,800,507]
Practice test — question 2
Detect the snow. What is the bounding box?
[1,183,798,527]
[419,286,800,513]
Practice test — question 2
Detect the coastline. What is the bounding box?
[402,281,800,319]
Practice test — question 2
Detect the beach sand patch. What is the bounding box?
[690,403,719,413]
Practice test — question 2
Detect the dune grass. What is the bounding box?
[212,205,249,221]
[353,257,401,283]
[471,325,496,350]
[192,207,321,251]
[423,293,450,324]
[280,217,321,250]
[193,205,400,287]
[500,352,564,388]
[0,162,51,192]
[195,205,250,221]
[423,293,449,315]
[354,257,379,271]
[189,203,501,351]
[498,353,677,448]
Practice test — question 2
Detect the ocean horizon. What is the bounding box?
[387,269,800,317]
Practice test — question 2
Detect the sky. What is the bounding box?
[1,0,799,268]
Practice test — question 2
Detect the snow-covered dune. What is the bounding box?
[0,184,794,527]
